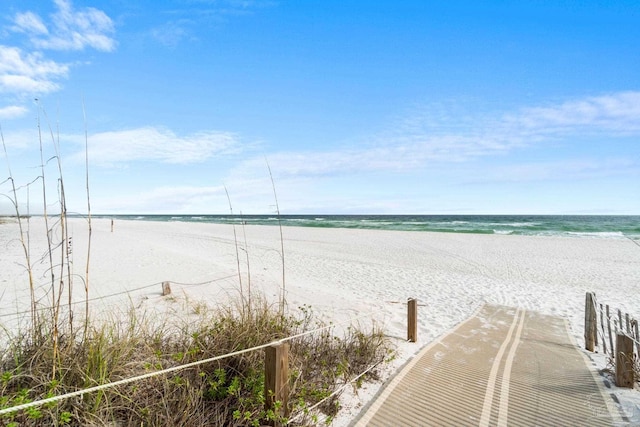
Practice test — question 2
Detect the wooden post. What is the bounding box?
[584,292,596,352]
[110,218,114,232]
[607,305,614,356]
[162,281,171,296]
[615,333,635,388]
[618,309,623,333]
[633,320,640,358]
[626,313,631,333]
[407,298,418,343]
[265,343,289,423]
[599,303,607,355]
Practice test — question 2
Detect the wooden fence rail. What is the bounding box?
[584,291,637,388]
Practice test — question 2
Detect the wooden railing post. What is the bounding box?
[633,320,640,358]
[599,303,607,355]
[265,342,289,423]
[408,298,418,343]
[606,305,614,356]
[615,333,635,388]
[162,281,171,296]
[584,292,596,352]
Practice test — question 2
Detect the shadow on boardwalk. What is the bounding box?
[352,304,628,427]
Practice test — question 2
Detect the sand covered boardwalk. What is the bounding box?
[353,305,618,427]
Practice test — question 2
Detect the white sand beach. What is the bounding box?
[2,217,640,423]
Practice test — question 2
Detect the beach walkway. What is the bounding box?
[352,305,622,426]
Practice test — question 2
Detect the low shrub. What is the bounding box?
[0,295,392,426]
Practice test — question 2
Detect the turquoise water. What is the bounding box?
[98,214,640,239]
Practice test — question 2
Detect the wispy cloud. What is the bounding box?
[148,0,276,47]
[480,157,640,183]
[70,126,243,166]
[0,105,29,120]
[0,45,69,95]
[11,11,49,36]
[0,129,37,149]
[150,20,195,48]
[0,0,115,117]
[235,91,640,181]
[12,0,116,52]
[503,91,640,137]
[96,185,225,213]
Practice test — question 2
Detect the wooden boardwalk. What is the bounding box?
[352,305,624,426]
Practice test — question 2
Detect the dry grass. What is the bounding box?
[0,296,392,426]
[1,113,393,426]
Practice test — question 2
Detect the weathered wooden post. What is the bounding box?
[615,333,635,388]
[634,320,640,358]
[408,298,418,343]
[265,342,289,424]
[584,292,596,352]
[162,281,171,296]
[599,303,607,354]
[607,305,614,356]
[618,309,623,333]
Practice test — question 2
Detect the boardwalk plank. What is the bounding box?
[352,305,619,427]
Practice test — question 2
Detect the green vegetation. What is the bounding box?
[1,107,393,426]
[0,297,392,426]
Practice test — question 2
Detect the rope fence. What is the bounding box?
[0,299,422,421]
[0,274,239,320]
[286,359,383,425]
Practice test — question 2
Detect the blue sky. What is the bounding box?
[1,0,639,215]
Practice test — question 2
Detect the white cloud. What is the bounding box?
[150,21,194,48]
[95,185,226,213]
[504,91,640,136]
[0,129,38,150]
[12,12,49,35]
[0,45,69,95]
[14,0,116,52]
[231,91,640,181]
[0,105,28,120]
[0,0,115,106]
[480,157,639,183]
[74,127,242,165]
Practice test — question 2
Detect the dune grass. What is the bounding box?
[0,293,392,427]
[1,109,394,426]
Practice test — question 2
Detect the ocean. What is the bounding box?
[98,215,640,240]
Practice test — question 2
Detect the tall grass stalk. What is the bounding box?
[240,210,251,315]
[39,101,75,379]
[0,126,36,328]
[224,185,244,313]
[266,159,286,315]
[36,104,57,352]
[82,98,92,340]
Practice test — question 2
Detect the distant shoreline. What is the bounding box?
[82,214,640,239]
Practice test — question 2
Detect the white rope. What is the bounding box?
[0,341,276,416]
[0,308,381,416]
[278,310,380,344]
[0,275,238,319]
[286,360,383,425]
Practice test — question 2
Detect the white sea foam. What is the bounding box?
[566,231,626,239]
[493,229,514,235]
